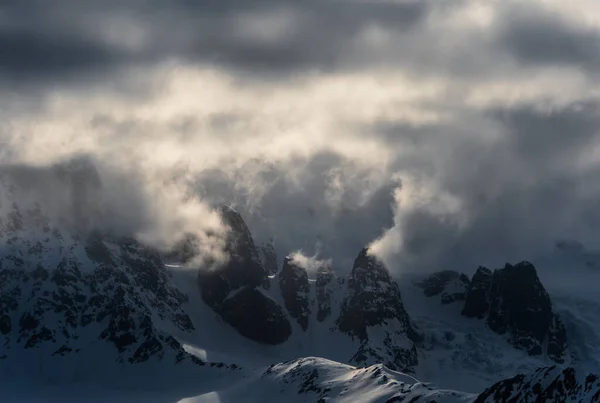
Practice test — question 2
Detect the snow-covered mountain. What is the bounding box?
[2,160,600,402]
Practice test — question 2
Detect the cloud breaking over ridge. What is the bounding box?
[2,0,600,274]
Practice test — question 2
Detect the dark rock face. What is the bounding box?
[417,270,470,305]
[460,262,567,362]
[279,257,311,330]
[462,267,493,318]
[475,366,600,403]
[198,206,291,345]
[203,205,269,300]
[486,263,553,356]
[338,249,418,340]
[221,286,291,345]
[548,314,568,364]
[315,265,335,322]
[337,248,421,372]
[258,238,279,275]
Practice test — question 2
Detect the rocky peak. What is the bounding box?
[462,266,493,318]
[279,257,311,330]
[315,263,335,322]
[461,262,567,362]
[475,366,600,402]
[198,206,291,345]
[338,248,417,339]
[337,248,421,372]
[199,206,268,311]
[217,205,269,289]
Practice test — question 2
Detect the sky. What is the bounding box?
[2,0,600,274]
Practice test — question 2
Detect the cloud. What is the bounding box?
[496,3,600,73]
[0,154,229,268]
[372,99,600,273]
[2,0,600,280]
[0,0,429,86]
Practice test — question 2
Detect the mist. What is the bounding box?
[2,0,600,279]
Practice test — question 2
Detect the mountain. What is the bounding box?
[197,206,292,345]
[0,162,236,387]
[475,366,600,402]
[2,160,600,402]
[198,206,422,373]
[416,263,567,363]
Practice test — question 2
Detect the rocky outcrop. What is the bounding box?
[475,366,600,403]
[417,270,471,305]
[198,206,291,345]
[258,238,279,275]
[221,287,291,345]
[279,257,311,330]
[548,314,568,363]
[460,262,567,362]
[0,230,202,368]
[315,264,335,322]
[462,267,493,318]
[486,263,554,356]
[337,248,421,372]
[419,262,568,363]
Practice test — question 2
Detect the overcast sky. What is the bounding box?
[2,0,600,274]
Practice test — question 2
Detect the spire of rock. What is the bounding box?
[198,205,291,345]
[337,247,421,372]
[279,256,311,330]
[461,261,567,361]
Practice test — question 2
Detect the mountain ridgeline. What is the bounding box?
[196,206,421,372]
[417,264,568,363]
[1,159,596,402]
[196,206,571,375]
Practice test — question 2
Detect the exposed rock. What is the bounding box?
[417,270,471,305]
[487,263,553,355]
[198,206,291,344]
[221,286,291,345]
[315,264,335,322]
[462,266,492,319]
[0,164,207,369]
[548,314,568,364]
[337,248,421,372]
[0,232,202,366]
[461,262,567,362]
[279,257,311,330]
[258,238,279,275]
[475,366,600,403]
[198,205,269,312]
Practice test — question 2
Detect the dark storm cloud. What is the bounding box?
[1,0,599,88]
[193,151,396,270]
[0,0,429,85]
[381,98,600,273]
[490,100,600,164]
[497,5,600,73]
[0,26,123,81]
